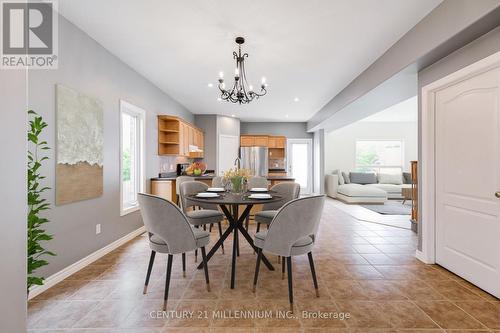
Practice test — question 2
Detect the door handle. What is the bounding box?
[496,191,500,198]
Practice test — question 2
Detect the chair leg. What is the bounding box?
[287,256,294,312]
[143,250,156,294]
[209,223,213,232]
[256,223,261,233]
[245,215,249,230]
[163,254,173,311]
[182,252,186,278]
[253,248,262,293]
[281,256,286,280]
[203,224,206,231]
[218,222,225,254]
[201,246,210,292]
[194,249,198,262]
[307,252,319,297]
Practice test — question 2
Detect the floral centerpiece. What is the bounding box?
[223,168,251,193]
[185,162,206,176]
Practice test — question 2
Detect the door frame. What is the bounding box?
[287,138,313,194]
[419,51,500,264]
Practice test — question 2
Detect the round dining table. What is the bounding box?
[189,191,282,289]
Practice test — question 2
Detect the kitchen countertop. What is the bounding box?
[151,175,295,181]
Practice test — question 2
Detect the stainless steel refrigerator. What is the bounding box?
[240,147,268,177]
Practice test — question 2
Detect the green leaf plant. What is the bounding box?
[27,110,55,294]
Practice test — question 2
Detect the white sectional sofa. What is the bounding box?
[325,173,411,204]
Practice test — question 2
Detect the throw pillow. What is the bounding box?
[342,171,350,184]
[349,172,377,184]
[332,169,344,185]
[378,173,403,185]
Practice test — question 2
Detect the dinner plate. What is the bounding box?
[250,187,268,192]
[207,187,225,192]
[196,192,219,198]
[248,193,272,199]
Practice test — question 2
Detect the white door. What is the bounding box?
[287,139,313,194]
[218,135,239,176]
[435,66,500,297]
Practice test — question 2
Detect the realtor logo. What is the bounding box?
[1,0,58,69]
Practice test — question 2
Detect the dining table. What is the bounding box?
[188,191,283,289]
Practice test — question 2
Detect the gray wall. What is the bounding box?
[28,15,193,278]
[240,122,312,138]
[0,70,27,332]
[417,26,500,250]
[194,115,217,170]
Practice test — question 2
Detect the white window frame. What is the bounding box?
[119,100,146,216]
[354,139,405,173]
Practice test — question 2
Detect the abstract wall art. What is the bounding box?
[56,84,104,205]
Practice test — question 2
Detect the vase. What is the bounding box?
[230,176,245,194]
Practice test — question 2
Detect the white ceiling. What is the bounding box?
[58,0,441,122]
[361,96,418,122]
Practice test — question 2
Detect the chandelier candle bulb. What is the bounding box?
[219,71,224,78]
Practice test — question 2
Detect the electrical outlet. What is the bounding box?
[96,224,101,235]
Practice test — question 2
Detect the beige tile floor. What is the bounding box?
[28,198,499,332]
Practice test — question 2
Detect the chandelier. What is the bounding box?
[218,37,267,104]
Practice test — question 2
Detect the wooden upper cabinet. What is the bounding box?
[158,115,204,156]
[254,136,269,147]
[275,136,286,148]
[268,136,277,148]
[240,136,255,147]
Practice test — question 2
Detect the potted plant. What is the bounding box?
[27,110,55,294]
[223,168,251,194]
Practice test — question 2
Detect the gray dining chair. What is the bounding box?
[180,181,225,258]
[176,176,193,205]
[247,176,268,189]
[254,182,301,232]
[212,176,224,188]
[252,195,325,312]
[138,193,211,311]
[244,176,269,230]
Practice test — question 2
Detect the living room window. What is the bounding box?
[120,100,146,216]
[355,140,403,174]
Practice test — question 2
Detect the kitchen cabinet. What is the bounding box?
[240,136,255,147]
[158,116,204,157]
[254,136,269,147]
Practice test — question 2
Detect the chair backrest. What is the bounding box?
[263,182,301,210]
[263,195,325,256]
[138,193,197,254]
[176,176,194,194]
[212,176,223,188]
[248,176,268,189]
[179,181,209,212]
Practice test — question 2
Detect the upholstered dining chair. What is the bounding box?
[254,182,300,232]
[252,195,325,312]
[176,176,193,205]
[244,176,269,230]
[138,193,211,311]
[180,181,225,258]
[247,176,268,189]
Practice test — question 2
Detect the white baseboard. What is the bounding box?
[28,226,146,300]
[415,249,435,264]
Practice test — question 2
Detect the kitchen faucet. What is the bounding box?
[234,157,241,169]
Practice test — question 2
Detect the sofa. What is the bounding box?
[325,171,412,204]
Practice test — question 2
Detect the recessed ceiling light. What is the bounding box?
[217,97,222,102]
[285,114,289,118]
[293,97,299,102]
[208,83,213,88]
[231,114,235,117]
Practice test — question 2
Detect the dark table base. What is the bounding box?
[197,203,275,289]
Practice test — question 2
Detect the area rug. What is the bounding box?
[360,200,411,215]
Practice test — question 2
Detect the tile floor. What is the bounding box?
[28,198,499,332]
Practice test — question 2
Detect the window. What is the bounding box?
[355,140,403,174]
[120,100,145,215]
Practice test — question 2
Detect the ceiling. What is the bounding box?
[58,0,441,122]
[361,96,417,122]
